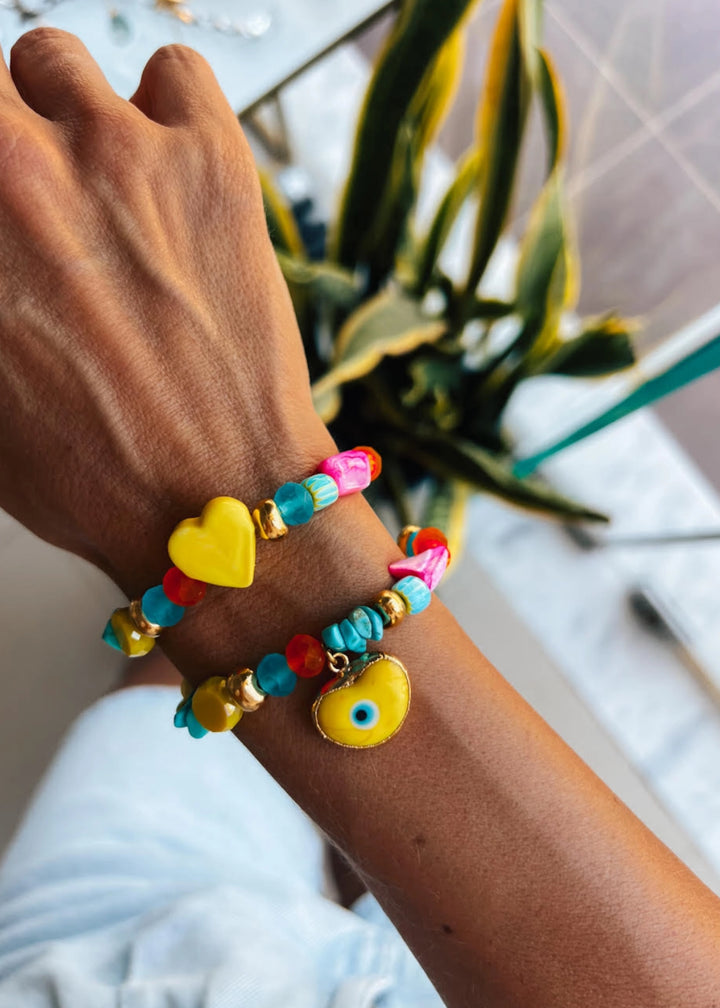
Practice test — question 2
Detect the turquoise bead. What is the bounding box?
[275,482,314,526]
[102,619,122,651]
[392,575,432,614]
[358,605,384,641]
[339,618,366,652]
[186,708,209,739]
[302,473,339,512]
[322,623,346,651]
[256,653,296,697]
[142,585,185,627]
[347,607,373,639]
[174,698,191,729]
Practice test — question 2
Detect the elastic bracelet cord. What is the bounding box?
[173,524,451,749]
[102,447,381,658]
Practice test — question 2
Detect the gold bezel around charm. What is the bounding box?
[128,599,163,638]
[311,651,411,749]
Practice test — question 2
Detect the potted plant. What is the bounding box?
[261,0,640,548]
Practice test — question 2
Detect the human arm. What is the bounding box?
[1,29,719,1008]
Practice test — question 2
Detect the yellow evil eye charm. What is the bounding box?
[168,496,256,588]
[311,652,410,749]
[191,676,243,733]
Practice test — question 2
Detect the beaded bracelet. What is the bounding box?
[102,447,381,658]
[173,524,450,749]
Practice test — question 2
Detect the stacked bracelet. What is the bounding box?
[102,447,381,658]
[173,524,451,749]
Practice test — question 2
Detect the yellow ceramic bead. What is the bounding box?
[110,607,156,657]
[191,677,243,733]
[168,496,256,588]
[312,652,410,748]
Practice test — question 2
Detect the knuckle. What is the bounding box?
[146,43,209,74]
[11,25,71,61]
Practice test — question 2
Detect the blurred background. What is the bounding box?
[1,0,720,894]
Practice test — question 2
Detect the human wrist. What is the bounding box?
[100,413,339,600]
[161,487,401,690]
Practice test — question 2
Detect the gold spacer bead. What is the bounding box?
[397,524,421,555]
[226,668,266,713]
[252,499,288,540]
[128,598,163,638]
[373,589,408,628]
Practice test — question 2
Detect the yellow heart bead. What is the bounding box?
[110,607,156,658]
[168,496,256,588]
[312,652,410,749]
[191,677,243,733]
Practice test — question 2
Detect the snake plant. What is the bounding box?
[261,0,639,549]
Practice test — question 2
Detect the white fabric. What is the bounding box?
[0,687,443,1007]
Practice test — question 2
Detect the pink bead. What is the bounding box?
[388,546,449,592]
[318,450,372,496]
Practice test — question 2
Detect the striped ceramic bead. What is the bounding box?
[302,473,339,511]
[392,575,432,614]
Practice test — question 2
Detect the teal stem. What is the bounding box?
[513,333,720,478]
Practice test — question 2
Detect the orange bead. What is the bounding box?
[163,566,207,606]
[414,526,450,562]
[354,446,382,480]
[285,634,327,678]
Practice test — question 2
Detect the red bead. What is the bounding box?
[354,445,382,481]
[162,566,207,606]
[285,634,327,678]
[413,527,450,563]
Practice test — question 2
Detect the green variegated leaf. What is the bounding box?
[312,383,342,424]
[470,297,516,319]
[463,0,530,308]
[421,477,470,564]
[518,0,543,84]
[388,430,608,522]
[311,290,447,401]
[276,253,361,310]
[365,124,421,288]
[537,48,567,173]
[413,148,481,295]
[332,0,477,268]
[369,27,466,284]
[259,169,304,256]
[515,169,565,317]
[402,352,465,430]
[529,314,638,377]
[409,26,466,157]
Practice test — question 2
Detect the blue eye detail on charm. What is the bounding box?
[312,652,411,748]
[350,699,380,730]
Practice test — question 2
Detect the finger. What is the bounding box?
[0,41,23,106]
[10,28,123,123]
[130,45,234,128]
